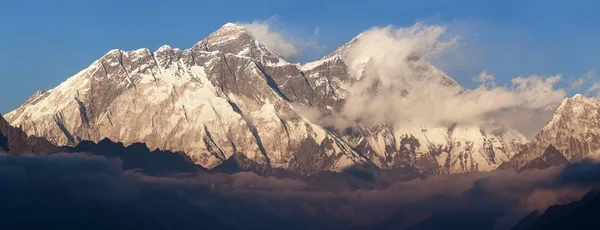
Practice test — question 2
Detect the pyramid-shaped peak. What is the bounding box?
[194,22,252,48]
[210,22,248,37]
[190,22,286,65]
[220,22,246,31]
[559,94,596,108]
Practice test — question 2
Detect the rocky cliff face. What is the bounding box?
[517,145,569,172]
[338,123,526,174]
[68,138,206,176]
[0,114,61,154]
[0,114,208,176]
[511,189,600,230]
[6,23,527,175]
[500,95,600,171]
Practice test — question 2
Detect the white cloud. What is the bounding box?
[571,78,586,88]
[586,82,600,97]
[240,19,298,59]
[239,17,324,61]
[570,70,595,89]
[472,71,496,87]
[304,22,567,136]
[343,23,458,80]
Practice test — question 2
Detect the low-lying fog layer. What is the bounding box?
[2,153,600,229]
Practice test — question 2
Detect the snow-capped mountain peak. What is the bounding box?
[190,22,290,66]
[544,94,600,132]
[5,24,369,174]
[212,22,247,35]
[198,23,249,47]
[7,24,532,175]
[221,22,246,30]
[500,94,600,170]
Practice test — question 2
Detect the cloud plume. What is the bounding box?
[586,82,600,98]
[300,22,567,137]
[570,70,595,89]
[240,17,324,61]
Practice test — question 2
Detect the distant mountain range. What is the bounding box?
[8,22,582,176]
[0,113,61,154]
[3,22,600,230]
[512,189,600,230]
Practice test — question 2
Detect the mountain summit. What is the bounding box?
[500,94,600,171]
[6,23,527,175]
[193,22,289,66]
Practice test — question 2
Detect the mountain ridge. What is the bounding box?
[0,114,62,154]
[6,22,532,175]
[5,22,367,175]
[500,94,600,171]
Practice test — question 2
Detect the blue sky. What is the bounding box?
[1,0,599,113]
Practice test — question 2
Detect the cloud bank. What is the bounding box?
[3,154,600,229]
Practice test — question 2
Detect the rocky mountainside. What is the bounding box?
[511,189,600,230]
[1,113,206,176]
[500,95,600,171]
[0,114,61,154]
[517,145,568,172]
[68,138,207,176]
[6,23,527,175]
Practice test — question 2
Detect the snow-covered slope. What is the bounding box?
[500,94,600,171]
[5,23,366,174]
[7,22,527,175]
